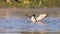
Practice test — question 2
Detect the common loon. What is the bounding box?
[25,14,48,23]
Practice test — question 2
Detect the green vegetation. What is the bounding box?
[0,0,60,8]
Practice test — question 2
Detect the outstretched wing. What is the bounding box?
[36,14,47,21]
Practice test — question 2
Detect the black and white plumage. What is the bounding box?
[25,14,48,23]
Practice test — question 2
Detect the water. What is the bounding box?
[0,16,60,32]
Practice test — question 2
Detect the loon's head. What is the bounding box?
[32,14,35,18]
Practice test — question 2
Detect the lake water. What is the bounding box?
[0,16,60,32]
[0,8,60,33]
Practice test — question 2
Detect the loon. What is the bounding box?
[25,14,48,23]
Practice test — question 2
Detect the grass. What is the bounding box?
[0,0,60,8]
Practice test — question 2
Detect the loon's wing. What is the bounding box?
[36,14,47,21]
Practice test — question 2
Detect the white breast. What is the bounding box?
[31,16,36,23]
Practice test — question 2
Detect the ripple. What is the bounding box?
[0,17,60,32]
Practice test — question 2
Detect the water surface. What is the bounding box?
[0,16,60,32]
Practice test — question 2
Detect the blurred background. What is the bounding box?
[0,0,60,8]
[0,0,60,34]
